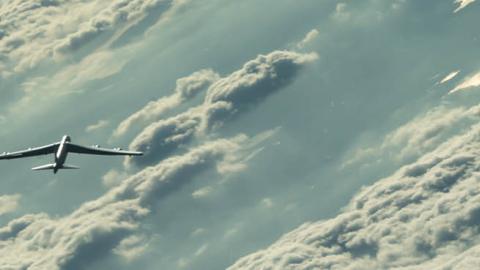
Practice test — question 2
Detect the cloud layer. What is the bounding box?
[228,106,480,269]
[125,50,318,168]
[0,135,258,270]
[0,0,185,76]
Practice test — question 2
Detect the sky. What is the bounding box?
[1,0,480,269]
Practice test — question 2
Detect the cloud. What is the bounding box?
[450,71,480,94]
[112,234,151,261]
[1,0,192,122]
[343,104,480,168]
[0,135,263,269]
[297,29,320,49]
[191,228,207,237]
[195,243,209,257]
[192,186,213,199]
[333,3,351,22]
[112,69,220,139]
[0,194,20,216]
[102,169,129,188]
[86,120,109,133]
[261,198,274,209]
[454,0,476,13]
[439,70,460,84]
[228,121,480,270]
[8,49,134,117]
[126,50,318,168]
[0,0,186,76]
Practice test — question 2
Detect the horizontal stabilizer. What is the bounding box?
[61,164,80,169]
[31,164,80,171]
[32,164,56,171]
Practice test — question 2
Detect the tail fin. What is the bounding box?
[32,163,56,171]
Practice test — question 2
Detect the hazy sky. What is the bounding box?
[1,0,480,269]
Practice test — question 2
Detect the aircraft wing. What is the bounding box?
[0,143,60,160]
[66,143,143,156]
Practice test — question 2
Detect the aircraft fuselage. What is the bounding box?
[54,135,71,173]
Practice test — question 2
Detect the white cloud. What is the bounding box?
[194,243,209,257]
[450,71,480,94]
[439,70,460,84]
[228,121,480,269]
[102,169,129,188]
[0,134,261,269]
[333,3,351,21]
[297,29,319,49]
[112,69,220,139]
[343,104,480,168]
[191,228,206,237]
[86,120,109,133]
[125,50,318,168]
[8,49,133,118]
[224,226,241,240]
[454,0,476,13]
[192,186,213,199]
[112,234,150,261]
[0,0,187,76]
[1,0,191,122]
[261,198,274,209]
[0,194,20,216]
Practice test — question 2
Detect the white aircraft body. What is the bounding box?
[0,135,142,173]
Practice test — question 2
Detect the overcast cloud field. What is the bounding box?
[1,0,480,269]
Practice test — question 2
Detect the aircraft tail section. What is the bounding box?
[32,163,80,171]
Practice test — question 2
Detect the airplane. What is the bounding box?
[0,135,142,174]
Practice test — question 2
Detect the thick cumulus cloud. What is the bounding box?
[0,136,257,270]
[228,111,480,269]
[0,0,185,76]
[112,69,220,139]
[125,50,318,168]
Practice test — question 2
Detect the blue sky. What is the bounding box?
[1,0,480,269]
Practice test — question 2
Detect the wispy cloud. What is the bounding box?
[192,186,213,199]
[439,70,460,84]
[112,234,152,261]
[86,120,109,133]
[297,29,319,49]
[0,194,20,216]
[454,0,476,13]
[449,71,480,94]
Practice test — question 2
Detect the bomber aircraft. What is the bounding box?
[0,135,142,173]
